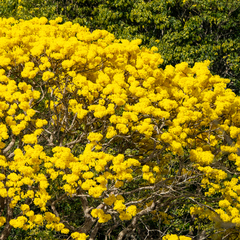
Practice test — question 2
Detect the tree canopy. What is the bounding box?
[0,17,240,240]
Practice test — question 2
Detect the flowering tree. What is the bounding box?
[1,17,240,240]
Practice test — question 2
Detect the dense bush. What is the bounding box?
[1,17,240,240]
[1,0,240,94]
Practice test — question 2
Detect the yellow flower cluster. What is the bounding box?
[91,194,137,222]
[0,216,6,227]
[112,197,137,221]
[142,164,156,183]
[10,216,28,229]
[163,234,191,240]
[87,132,103,142]
[91,208,112,223]
[71,232,88,240]
[190,148,214,166]
[8,205,65,232]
